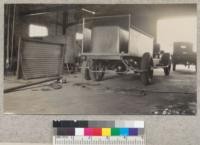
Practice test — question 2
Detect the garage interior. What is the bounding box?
[4,4,197,115]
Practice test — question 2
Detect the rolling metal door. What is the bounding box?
[19,39,64,79]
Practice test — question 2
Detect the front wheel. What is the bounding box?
[140,53,153,85]
[89,60,105,81]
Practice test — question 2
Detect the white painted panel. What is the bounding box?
[91,26,120,54]
[129,28,154,57]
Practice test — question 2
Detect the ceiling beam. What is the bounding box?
[20,5,79,16]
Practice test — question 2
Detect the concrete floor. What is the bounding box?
[4,65,196,115]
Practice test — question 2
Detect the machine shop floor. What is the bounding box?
[4,65,196,115]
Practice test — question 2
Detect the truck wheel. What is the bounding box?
[89,60,105,81]
[140,53,153,85]
[81,61,91,80]
[173,63,176,71]
[161,53,171,76]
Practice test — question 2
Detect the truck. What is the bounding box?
[172,42,196,71]
[81,15,171,85]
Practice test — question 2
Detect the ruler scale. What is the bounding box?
[53,120,145,145]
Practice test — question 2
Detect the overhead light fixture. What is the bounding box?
[81,8,96,15]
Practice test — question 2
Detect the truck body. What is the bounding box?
[81,15,171,85]
[82,15,153,58]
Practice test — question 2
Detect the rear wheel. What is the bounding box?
[81,61,91,80]
[140,53,153,85]
[89,60,105,81]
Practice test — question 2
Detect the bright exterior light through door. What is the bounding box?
[157,16,197,53]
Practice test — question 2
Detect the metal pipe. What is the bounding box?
[62,12,67,35]
[22,38,65,46]
[55,11,58,35]
[16,37,21,79]
[6,5,10,69]
[10,4,16,69]
[81,18,85,54]
[81,8,95,15]
[4,76,62,93]
[84,14,130,20]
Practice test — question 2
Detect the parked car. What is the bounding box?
[172,42,196,71]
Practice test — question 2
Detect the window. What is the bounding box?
[75,33,83,40]
[29,24,48,37]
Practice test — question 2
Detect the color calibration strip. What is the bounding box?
[56,127,144,136]
[53,120,145,145]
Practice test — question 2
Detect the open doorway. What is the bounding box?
[157,16,197,53]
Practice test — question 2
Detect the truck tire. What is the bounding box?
[81,61,91,80]
[89,60,105,81]
[161,53,171,76]
[140,53,153,85]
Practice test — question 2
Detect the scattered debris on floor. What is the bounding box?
[151,102,196,115]
[41,87,51,91]
[31,89,39,91]
[40,78,67,91]
[73,82,101,87]
[113,87,195,95]
[57,78,67,84]
[49,82,62,90]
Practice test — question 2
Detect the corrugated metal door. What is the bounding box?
[19,39,64,79]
